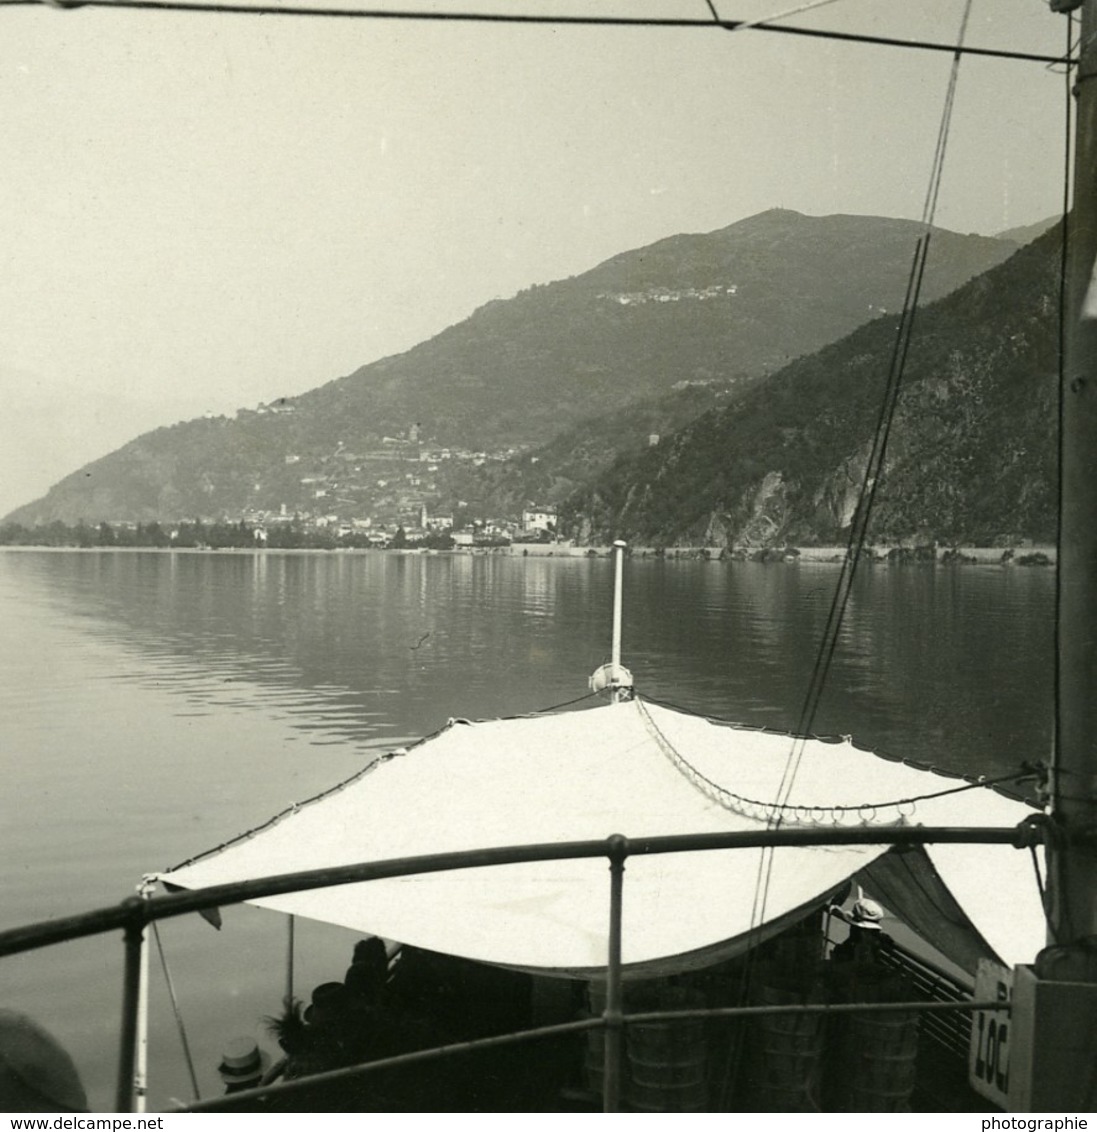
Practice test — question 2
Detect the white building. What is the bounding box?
[522,507,556,533]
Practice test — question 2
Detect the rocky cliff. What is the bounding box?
[558,226,1060,548]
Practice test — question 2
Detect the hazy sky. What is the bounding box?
[1,0,1071,517]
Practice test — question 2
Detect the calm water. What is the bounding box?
[0,549,1054,1109]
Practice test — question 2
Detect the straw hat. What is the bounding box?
[217,1037,270,1086]
[851,897,884,930]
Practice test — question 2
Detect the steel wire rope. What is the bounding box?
[0,0,1065,65]
[545,689,603,711]
[151,919,202,1101]
[764,0,973,856]
[739,233,935,953]
[703,0,846,33]
[1058,15,1097,74]
[1029,843,1055,936]
[772,0,973,822]
[723,10,977,1099]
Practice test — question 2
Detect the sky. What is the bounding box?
[0,0,1073,517]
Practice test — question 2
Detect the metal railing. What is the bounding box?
[0,823,1033,1113]
[880,941,977,1061]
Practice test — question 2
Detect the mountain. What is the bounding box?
[559,228,1060,548]
[427,382,731,522]
[995,216,1059,246]
[5,210,1017,526]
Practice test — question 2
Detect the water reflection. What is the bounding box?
[1,550,1055,771]
[0,549,1055,1109]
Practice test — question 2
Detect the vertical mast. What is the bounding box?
[611,539,626,700]
[590,540,633,702]
[1011,1,1097,1113]
[1050,0,1097,954]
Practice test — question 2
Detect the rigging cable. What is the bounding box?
[151,919,202,1101]
[1030,844,1053,933]
[0,0,1065,66]
[771,0,972,833]
[780,0,972,805]
[742,0,976,982]
[703,0,846,33]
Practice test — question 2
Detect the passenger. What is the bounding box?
[217,1036,270,1095]
[830,897,895,964]
[304,982,352,1029]
[305,982,359,1071]
[0,1010,88,1113]
[345,937,389,1010]
[351,937,389,969]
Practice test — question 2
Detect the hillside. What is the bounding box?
[995,216,1058,245]
[5,210,1016,527]
[559,228,1060,548]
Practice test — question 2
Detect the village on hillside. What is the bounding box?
[225,412,562,548]
[1,412,564,550]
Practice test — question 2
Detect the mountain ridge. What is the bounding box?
[558,227,1060,548]
[5,210,1019,528]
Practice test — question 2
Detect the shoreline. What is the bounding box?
[0,542,1058,565]
[511,543,1057,565]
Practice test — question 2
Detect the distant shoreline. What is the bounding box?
[0,543,1058,566]
[510,543,1057,565]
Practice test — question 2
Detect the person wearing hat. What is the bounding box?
[217,1036,271,1095]
[304,982,352,1028]
[0,1010,88,1113]
[344,937,389,1011]
[302,983,358,1073]
[830,897,894,964]
[264,984,358,1084]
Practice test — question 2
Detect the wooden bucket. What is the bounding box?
[626,988,708,1113]
[751,982,825,1112]
[835,1009,920,1112]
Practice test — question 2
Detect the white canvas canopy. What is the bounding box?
[159,698,1045,977]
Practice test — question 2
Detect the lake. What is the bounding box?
[0,548,1055,1110]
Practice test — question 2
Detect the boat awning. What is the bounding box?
[158,698,1045,977]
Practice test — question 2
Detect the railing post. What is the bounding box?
[286,913,296,1006]
[135,881,154,1113]
[116,897,146,1113]
[603,834,629,1113]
